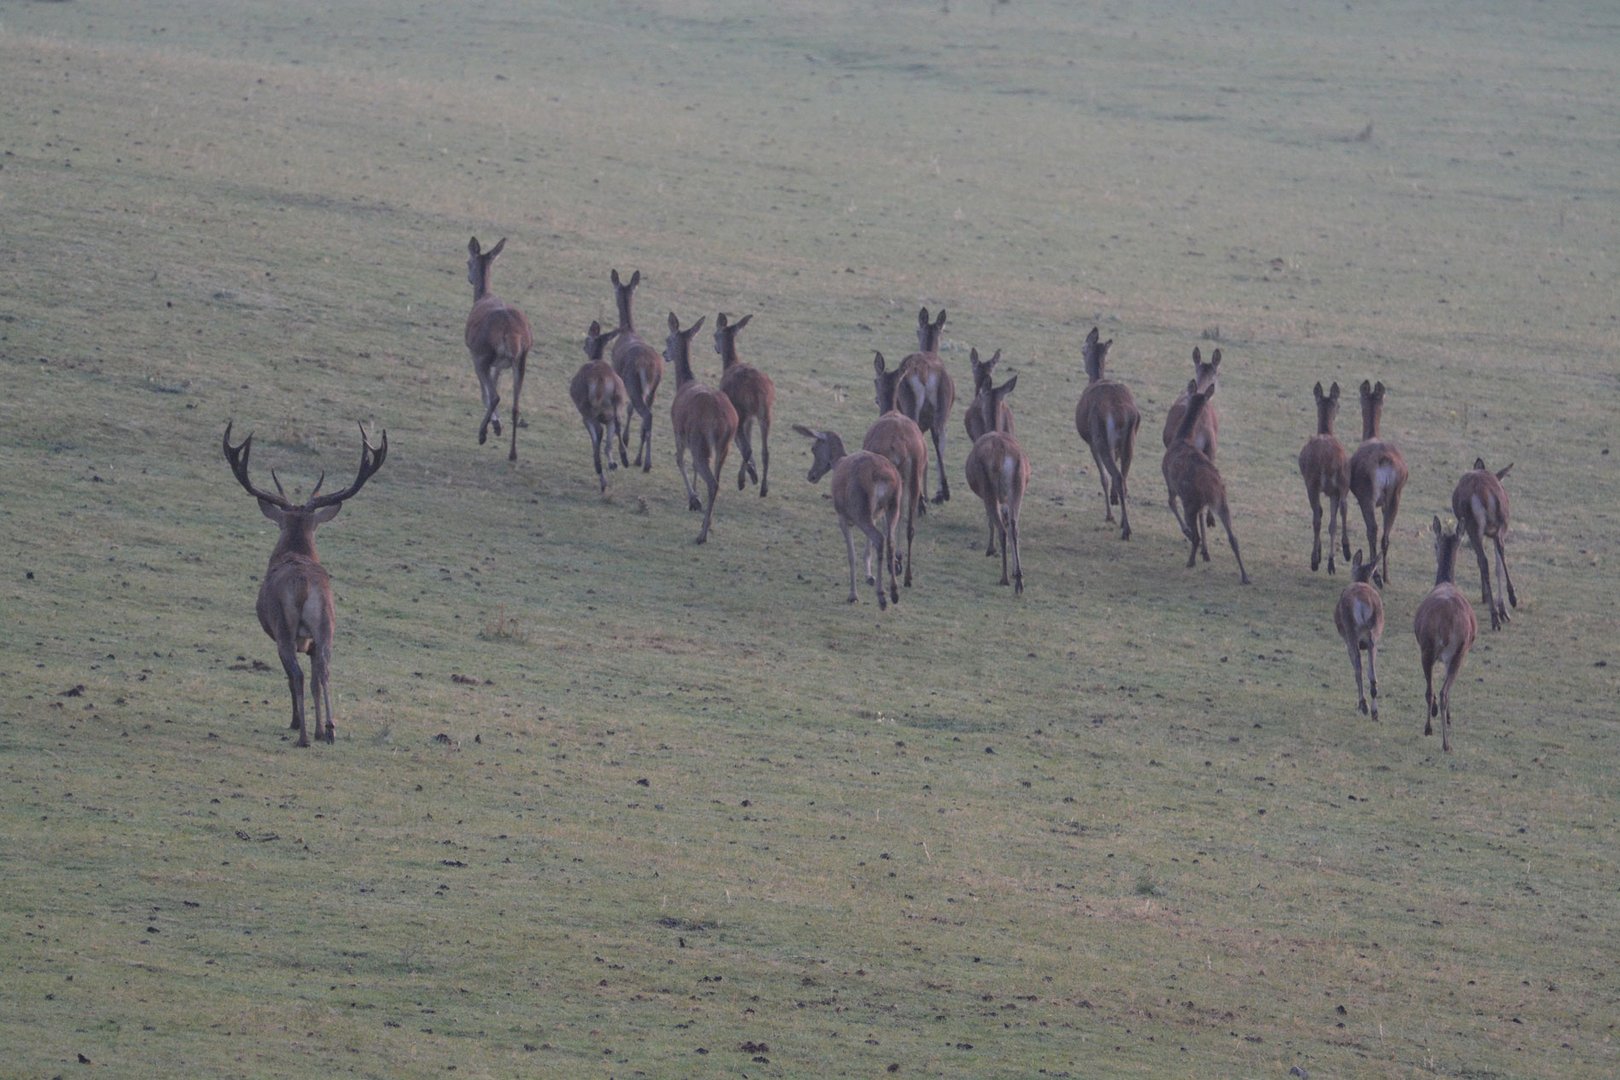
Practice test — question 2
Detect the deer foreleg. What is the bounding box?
[839,519,859,603]
[1495,533,1517,614]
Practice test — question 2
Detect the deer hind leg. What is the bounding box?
[1007,506,1024,595]
[1325,492,1343,575]
[900,484,917,587]
[1307,486,1325,572]
[982,497,1000,557]
[839,518,859,603]
[1346,636,1367,716]
[1086,442,1113,520]
[506,351,527,461]
[1365,636,1379,720]
[277,639,309,747]
[588,419,608,493]
[692,450,721,544]
[1438,653,1463,753]
[1337,493,1353,563]
[857,519,887,608]
[675,440,701,512]
[1494,531,1517,615]
[637,404,656,471]
[1420,648,1437,737]
[757,418,770,498]
[1356,492,1380,580]
[1220,504,1250,584]
[310,641,334,744]
[735,419,756,491]
[884,504,901,604]
[1379,487,1403,583]
[931,427,950,504]
[476,362,501,446]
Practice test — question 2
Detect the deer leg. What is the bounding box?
[1365,636,1379,720]
[277,640,309,747]
[1346,636,1367,716]
[1325,492,1342,575]
[675,441,701,512]
[735,421,755,491]
[839,518,859,603]
[506,351,527,461]
[1338,494,1353,563]
[1420,648,1437,737]
[310,641,334,743]
[982,498,999,557]
[1495,532,1517,614]
[931,427,950,504]
[901,489,916,587]
[1307,487,1324,572]
[478,380,501,445]
[1438,655,1463,753]
[1356,493,1380,581]
[1220,505,1250,584]
[588,419,608,493]
[1086,442,1113,520]
[1379,488,1402,584]
[997,506,1011,586]
[693,452,721,544]
[857,520,886,608]
[884,505,901,604]
[757,419,770,498]
[1008,507,1024,595]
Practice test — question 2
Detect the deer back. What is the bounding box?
[965,431,1030,508]
[1451,458,1512,537]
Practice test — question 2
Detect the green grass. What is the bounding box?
[3,1,1617,1076]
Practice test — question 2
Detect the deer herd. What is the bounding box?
[221,236,1522,753]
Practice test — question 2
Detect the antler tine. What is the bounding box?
[223,421,294,508]
[306,422,388,509]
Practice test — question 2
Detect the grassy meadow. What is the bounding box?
[2,1,1618,1076]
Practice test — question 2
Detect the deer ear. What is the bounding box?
[873,351,887,374]
[689,315,706,335]
[1000,374,1018,396]
[258,499,286,525]
[1209,349,1222,369]
[1373,380,1385,396]
[630,270,640,287]
[1085,326,1099,345]
[1192,347,1202,365]
[1431,514,1443,536]
[715,312,729,329]
[1360,379,1373,395]
[468,237,481,256]
[918,307,930,327]
[667,312,680,332]
[792,424,819,440]
[310,503,343,525]
[733,314,752,332]
[1329,381,1340,401]
[488,238,506,258]
[1313,381,1325,400]
[1497,463,1513,479]
[934,308,947,328]
[1187,378,1199,394]
[1472,456,1486,472]
[588,319,601,336]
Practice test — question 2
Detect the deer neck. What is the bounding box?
[1316,407,1335,436]
[471,265,493,304]
[669,348,696,389]
[615,294,635,335]
[270,518,320,566]
[1433,538,1460,586]
[718,340,740,371]
[1361,405,1381,441]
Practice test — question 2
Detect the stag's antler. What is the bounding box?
[222,422,295,509]
[307,423,388,510]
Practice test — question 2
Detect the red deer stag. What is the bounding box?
[1414,516,1478,753]
[609,269,665,471]
[869,354,930,587]
[222,421,387,746]
[963,347,1015,441]
[880,306,956,504]
[1348,380,1409,584]
[794,425,902,609]
[1162,385,1250,583]
[465,237,533,461]
[964,431,1031,595]
[1161,346,1220,531]
[1452,457,1518,630]
[1298,381,1353,574]
[665,313,739,544]
[571,321,629,493]
[714,312,776,497]
[1334,549,1385,720]
[1073,326,1141,540]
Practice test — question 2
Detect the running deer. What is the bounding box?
[964,431,1031,594]
[665,313,739,544]
[1161,385,1250,583]
[465,237,533,461]
[1298,381,1353,574]
[1452,457,1518,630]
[714,312,776,497]
[868,354,929,587]
[1073,326,1141,540]
[1413,516,1478,753]
[963,348,1015,442]
[572,321,630,493]
[1161,346,1220,531]
[609,269,665,471]
[793,425,902,609]
[1348,380,1409,584]
[222,421,388,746]
[882,306,956,504]
[1334,549,1385,720]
